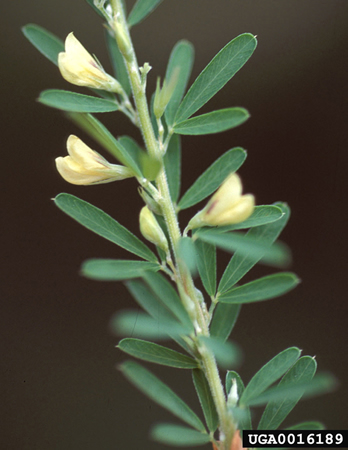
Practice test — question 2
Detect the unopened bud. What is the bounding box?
[153,68,179,119]
[139,206,169,252]
[138,188,162,216]
[227,378,239,409]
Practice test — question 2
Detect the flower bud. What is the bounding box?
[188,173,255,229]
[227,378,239,409]
[55,135,134,185]
[58,33,122,92]
[139,206,169,253]
[153,68,179,119]
[138,188,162,216]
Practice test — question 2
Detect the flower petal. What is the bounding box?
[58,33,119,90]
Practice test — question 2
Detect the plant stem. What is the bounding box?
[110,2,235,447]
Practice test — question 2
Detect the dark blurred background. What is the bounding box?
[2,0,348,448]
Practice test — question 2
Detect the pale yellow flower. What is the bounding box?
[188,173,255,229]
[55,135,134,185]
[58,33,122,92]
[139,206,169,252]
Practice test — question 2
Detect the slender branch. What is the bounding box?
[110,1,235,447]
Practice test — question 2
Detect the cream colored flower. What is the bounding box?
[188,173,255,229]
[58,33,122,92]
[55,135,134,185]
[139,206,169,252]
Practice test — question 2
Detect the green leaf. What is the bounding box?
[118,338,198,368]
[195,240,216,296]
[192,369,219,432]
[38,90,119,113]
[105,29,131,95]
[111,310,187,339]
[149,92,159,137]
[66,113,142,177]
[218,205,284,231]
[117,135,162,181]
[22,24,64,66]
[210,303,241,342]
[139,153,162,181]
[175,33,257,123]
[126,279,185,326]
[254,373,337,407]
[178,148,246,210]
[118,136,143,158]
[253,376,332,408]
[164,134,181,203]
[258,356,317,429]
[165,40,195,127]
[118,135,143,171]
[240,347,301,407]
[199,336,241,369]
[142,271,191,329]
[174,108,249,135]
[218,272,300,304]
[225,371,252,431]
[128,0,164,27]
[255,372,335,406]
[151,423,211,447]
[120,361,206,432]
[296,372,337,399]
[125,279,193,351]
[218,203,290,293]
[81,259,160,280]
[196,229,290,268]
[85,0,105,18]
[178,237,197,275]
[54,194,157,262]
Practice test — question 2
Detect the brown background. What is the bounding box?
[2,0,348,448]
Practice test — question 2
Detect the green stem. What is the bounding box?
[110,2,235,447]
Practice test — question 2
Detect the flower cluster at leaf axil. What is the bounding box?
[55,34,255,228]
